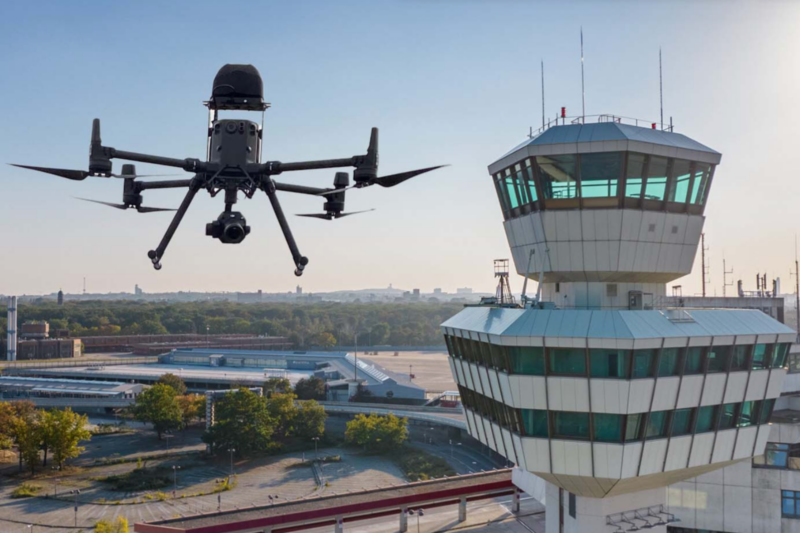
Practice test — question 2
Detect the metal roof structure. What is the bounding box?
[442,306,796,347]
[490,122,722,173]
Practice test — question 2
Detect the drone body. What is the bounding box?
[11,64,443,276]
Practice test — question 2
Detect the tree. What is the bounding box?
[370,322,390,345]
[13,413,42,475]
[177,394,206,427]
[95,516,129,533]
[266,393,298,438]
[345,413,407,452]
[263,377,292,397]
[294,377,326,401]
[293,400,326,439]
[131,384,183,440]
[203,388,274,456]
[311,332,337,349]
[157,373,188,396]
[44,409,91,468]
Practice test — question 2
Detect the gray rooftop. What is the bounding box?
[442,306,795,342]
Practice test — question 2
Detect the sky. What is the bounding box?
[1,0,799,296]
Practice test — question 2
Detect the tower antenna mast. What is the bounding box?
[701,233,709,297]
[723,254,733,297]
[581,28,586,123]
[541,60,546,130]
[792,236,800,336]
[659,47,664,130]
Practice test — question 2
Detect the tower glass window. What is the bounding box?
[658,348,681,377]
[504,169,521,209]
[579,152,622,199]
[548,348,587,376]
[731,345,751,371]
[691,163,712,205]
[593,413,624,442]
[719,403,738,430]
[537,155,578,200]
[523,161,539,203]
[644,156,669,201]
[522,409,549,437]
[590,349,630,378]
[625,153,646,198]
[671,408,693,436]
[684,347,705,374]
[632,349,656,378]
[706,346,731,373]
[507,346,545,376]
[552,412,590,439]
[625,413,644,441]
[669,159,692,204]
[752,344,771,370]
[645,411,669,439]
[773,343,790,368]
[695,406,717,433]
[738,401,760,427]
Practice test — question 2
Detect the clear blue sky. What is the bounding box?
[1,0,798,296]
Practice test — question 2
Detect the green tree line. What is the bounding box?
[0,301,459,348]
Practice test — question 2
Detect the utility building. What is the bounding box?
[443,119,796,533]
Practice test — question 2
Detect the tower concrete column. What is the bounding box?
[334,515,344,533]
[512,490,521,514]
[458,496,467,522]
[400,507,408,532]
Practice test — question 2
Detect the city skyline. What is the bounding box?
[2,1,798,297]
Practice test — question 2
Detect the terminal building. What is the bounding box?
[6,349,426,402]
[443,119,799,533]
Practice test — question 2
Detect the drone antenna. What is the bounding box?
[580,27,585,124]
[541,59,545,130]
[659,47,664,130]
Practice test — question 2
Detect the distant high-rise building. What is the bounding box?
[456,287,473,294]
[433,288,442,295]
[57,290,63,306]
[134,284,143,296]
[296,285,303,295]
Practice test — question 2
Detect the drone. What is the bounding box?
[10,64,443,276]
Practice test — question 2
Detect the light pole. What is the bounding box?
[52,465,60,497]
[228,448,235,476]
[408,508,424,533]
[173,465,181,494]
[206,325,210,347]
[311,437,320,462]
[70,489,80,527]
[26,525,33,533]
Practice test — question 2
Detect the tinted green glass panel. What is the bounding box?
[625,153,646,198]
[684,347,705,374]
[580,152,622,198]
[671,408,693,436]
[524,164,538,202]
[552,412,590,439]
[752,344,770,369]
[696,406,717,433]
[590,349,630,378]
[549,348,586,376]
[691,164,711,205]
[625,414,643,441]
[719,403,737,430]
[508,346,545,376]
[669,160,692,203]
[593,414,624,442]
[522,409,548,437]
[738,401,759,427]
[645,411,668,439]
[537,155,578,199]
[644,156,668,200]
[731,345,751,371]
[707,346,731,373]
[658,348,681,377]
[632,350,655,378]
[773,343,790,368]
[761,399,775,423]
[505,174,520,209]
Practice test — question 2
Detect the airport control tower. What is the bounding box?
[442,118,796,533]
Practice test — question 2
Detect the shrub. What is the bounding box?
[11,483,41,498]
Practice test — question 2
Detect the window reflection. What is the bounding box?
[537,155,578,199]
[580,152,621,199]
[669,160,692,203]
[625,153,646,198]
[644,156,669,201]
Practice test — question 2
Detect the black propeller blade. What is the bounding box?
[9,164,91,181]
[75,197,175,213]
[296,209,375,220]
[318,165,446,196]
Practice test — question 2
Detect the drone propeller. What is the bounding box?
[296,209,375,220]
[9,164,93,181]
[318,165,446,196]
[75,197,175,213]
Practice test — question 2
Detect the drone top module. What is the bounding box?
[11,64,444,276]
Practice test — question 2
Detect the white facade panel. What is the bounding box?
[651,377,680,411]
[677,375,704,408]
[723,485,753,533]
[664,436,692,472]
[724,372,749,404]
[746,371,769,401]
[627,379,655,414]
[733,426,758,460]
[688,433,715,467]
[711,429,736,463]
[551,440,567,474]
[621,442,643,478]
[700,373,727,406]
[767,368,786,399]
[640,440,669,476]
[592,443,623,480]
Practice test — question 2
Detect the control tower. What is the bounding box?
[442,118,796,533]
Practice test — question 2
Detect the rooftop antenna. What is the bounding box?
[723,255,733,297]
[541,60,546,130]
[793,235,800,335]
[580,28,586,123]
[701,233,709,297]
[83,277,86,296]
[493,259,516,306]
[659,47,664,130]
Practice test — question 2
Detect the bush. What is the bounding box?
[11,482,41,498]
[98,466,171,492]
[394,447,456,482]
[95,516,129,533]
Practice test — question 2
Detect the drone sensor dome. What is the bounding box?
[208,64,269,111]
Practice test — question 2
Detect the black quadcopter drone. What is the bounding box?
[10,64,443,276]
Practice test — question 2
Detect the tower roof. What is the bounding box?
[491,122,721,173]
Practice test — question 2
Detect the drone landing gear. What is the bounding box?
[147,179,202,270]
[263,184,309,276]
